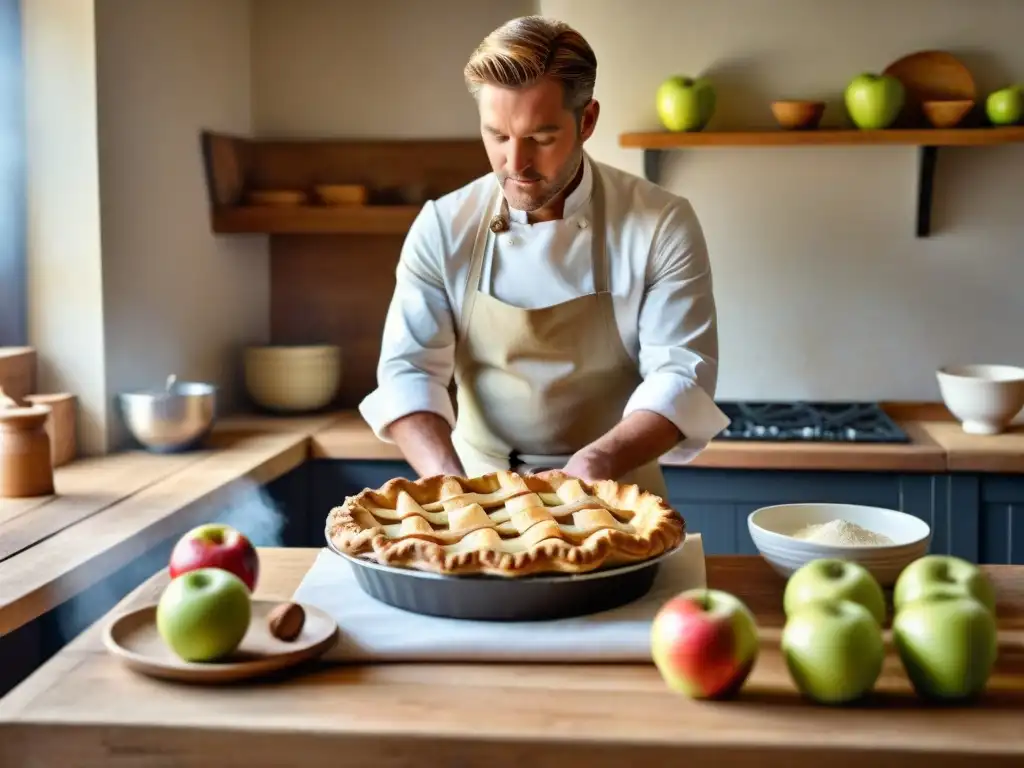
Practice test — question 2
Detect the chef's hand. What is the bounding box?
[535,448,615,485]
[535,412,682,485]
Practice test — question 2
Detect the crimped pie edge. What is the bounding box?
[325,470,686,577]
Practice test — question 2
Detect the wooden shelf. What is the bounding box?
[620,126,1024,149]
[211,205,420,235]
[619,126,1024,237]
[199,131,490,237]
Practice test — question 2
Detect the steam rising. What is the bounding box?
[209,479,288,548]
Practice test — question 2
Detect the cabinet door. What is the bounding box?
[262,463,311,548]
[663,467,945,557]
[905,474,978,562]
[979,475,1024,564]
[310,460,415,546]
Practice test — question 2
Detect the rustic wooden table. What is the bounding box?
[2,548,1023,767]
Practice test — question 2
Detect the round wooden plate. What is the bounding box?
[103,600,339,684]
[883,50,977,106]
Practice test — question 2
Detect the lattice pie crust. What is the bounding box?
[326,470,685,577]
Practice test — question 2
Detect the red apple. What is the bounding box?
[651,588,759,699]
[169,523,259,592]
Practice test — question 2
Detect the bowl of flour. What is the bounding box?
[747,503,931,586]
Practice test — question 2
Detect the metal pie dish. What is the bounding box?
[323,526,684,622]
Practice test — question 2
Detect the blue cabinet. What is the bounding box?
[977,474,1024,564]
[310,459,415,545]
[661,467,970,559]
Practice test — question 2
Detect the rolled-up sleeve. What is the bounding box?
[358,202,458,442]
[623,198,731,461]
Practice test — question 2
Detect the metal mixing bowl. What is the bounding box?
[118,375,217,453]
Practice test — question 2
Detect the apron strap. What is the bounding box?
[458,182,503,341]
[589,165,608,294]
[587,162,619,349]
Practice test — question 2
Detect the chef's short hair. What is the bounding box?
[464,16,597,116]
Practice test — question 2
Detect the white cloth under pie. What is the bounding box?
[358,155,730,463]
[292,533,707,663]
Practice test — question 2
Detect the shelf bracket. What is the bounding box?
[916,145,938,238]
[643,149,664,185]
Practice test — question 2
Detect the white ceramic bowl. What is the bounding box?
[748,503,932,586]
[936,364,1024,435]
[244,344,342,413]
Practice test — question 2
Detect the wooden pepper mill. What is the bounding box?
[0,386,55,498]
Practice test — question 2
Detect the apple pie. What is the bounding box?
[326,470,685,577]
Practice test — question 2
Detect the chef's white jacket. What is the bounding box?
[359,154,730,463]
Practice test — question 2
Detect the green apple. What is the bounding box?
[782,599,884,705]
[844,73,904,129]
[893,591,998,702]
[893,554,996,614]
[986,85,1023,126]
[783,558,886,626]
[156,567,252,662]
[656,75,716,132]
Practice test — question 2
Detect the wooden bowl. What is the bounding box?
[883,51,976,103]
[771,100,826,130]
[921,99,974,128]
[245,189,307,207]
[314,184,368,207]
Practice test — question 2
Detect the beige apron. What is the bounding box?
[450,163,669,498]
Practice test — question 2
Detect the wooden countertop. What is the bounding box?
[2,548,1024,767]
[917,421,1024,473]
[1,403,1021,638]
[315,412,953,471]
[312,403,1024,474]
[0,414,337,637]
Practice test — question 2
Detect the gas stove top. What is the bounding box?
[715,401,910,443]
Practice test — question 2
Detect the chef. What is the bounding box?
[359,15,729,497]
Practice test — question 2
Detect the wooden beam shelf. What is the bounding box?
[211,204,420,235]
[619,126,1024,238]
[199,131,490,236]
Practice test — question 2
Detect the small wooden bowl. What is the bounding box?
[314,184,368,207]
[921,99,974,128]
[771,100,826,130]
[246,189,307,207]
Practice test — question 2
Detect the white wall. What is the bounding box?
[22,0,269,454]
[541,0,1024,401]
[21,0,108,454]
[252,0,1024,403]
[251,0,535,137]
[94,0,269,450]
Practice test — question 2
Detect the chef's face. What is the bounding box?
[478,77,598,213]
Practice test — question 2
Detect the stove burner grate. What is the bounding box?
[715,401,910,443]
